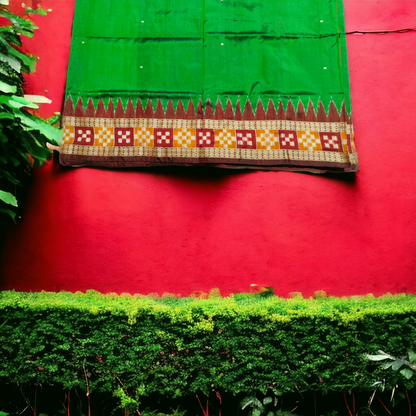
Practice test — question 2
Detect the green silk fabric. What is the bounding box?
[66,0,351,113]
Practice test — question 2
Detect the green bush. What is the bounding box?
[0,4,61,221]
[1,290,416,399]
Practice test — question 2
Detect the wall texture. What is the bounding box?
[0,0,415,297]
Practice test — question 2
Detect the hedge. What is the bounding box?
[1,290,415,401]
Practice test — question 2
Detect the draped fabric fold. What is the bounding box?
[60,0,358,172]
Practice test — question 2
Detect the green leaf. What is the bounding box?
[24,94,52,104]
[0,112,15,120]
[15,109,62,145]
[408,351,416,363]
[0,10,37,32]
[0,26,15,33]
[0,52,21,73]
[0,81,16,94]
[0,37,38,72]
[9,95,39,109]
[0,190,17,207]
[46,113,61,126]
[26,7,48,16]
[263,397,273,406]
[392,359,408,371]
[241,397,254,410]
[400,368,413,379]
[2,31,22,47]
[390,385,396,402]
[0,169,22,186]
[252,409,261,416]
[365,353,393,361]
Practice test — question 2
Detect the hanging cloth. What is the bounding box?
[60,0,358,172]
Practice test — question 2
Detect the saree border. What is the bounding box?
[60,96,358,173]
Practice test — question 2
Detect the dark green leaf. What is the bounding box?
[0,112,14,120]
[0,206,17,219]
[0,168,22,186]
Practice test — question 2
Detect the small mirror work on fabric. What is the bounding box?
[60,0,358,173]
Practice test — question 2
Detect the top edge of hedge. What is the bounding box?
[1,290,415,319]
[2,290,416,394]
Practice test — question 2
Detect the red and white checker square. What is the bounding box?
[236,130,256,149]
[196,129,215,147]
[154,128,174,147]
[319,132,343,152]
[115,128,134,146]
[278,130,299,150]
[74,127,94,146]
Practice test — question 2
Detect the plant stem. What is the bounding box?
[216,391,222,416]
[83,363,91,416]
[19,384,33,414]
[34,385,37,416]
[343,391,353,416]
[368,390,377,416]
[406,389,411,416]
[196,395,208,416]
[352,392,355,416]
[376,396,391,415]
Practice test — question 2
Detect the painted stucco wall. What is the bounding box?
[0,0,415,297]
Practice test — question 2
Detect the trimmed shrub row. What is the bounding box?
[1,290,415,400]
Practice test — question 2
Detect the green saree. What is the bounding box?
[60,0,358,172]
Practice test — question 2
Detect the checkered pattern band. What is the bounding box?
[61,117,358,172]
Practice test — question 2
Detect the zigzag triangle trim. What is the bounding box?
[63,96,352,124]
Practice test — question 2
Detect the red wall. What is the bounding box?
[1,0,415,297]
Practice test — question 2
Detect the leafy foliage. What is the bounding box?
[0,3,61,221]
[1,290,416,403]
[241,390,296,416]
[366,350,416,380]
